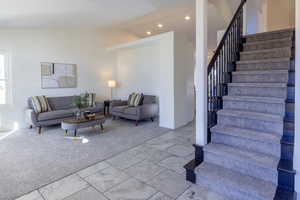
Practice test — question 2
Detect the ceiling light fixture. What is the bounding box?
[185,16,191,21]
[147,31,152,35]
[157,24,164,28]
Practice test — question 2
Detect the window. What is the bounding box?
[0,52,8,105]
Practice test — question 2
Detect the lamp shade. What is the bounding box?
[108,80,116,88]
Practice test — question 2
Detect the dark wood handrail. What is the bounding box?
[207,0,247,74]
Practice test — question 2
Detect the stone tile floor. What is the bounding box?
[15,122,222,200]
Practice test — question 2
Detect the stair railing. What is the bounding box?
[207,0,247,142]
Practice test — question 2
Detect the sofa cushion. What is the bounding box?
[38,109,74,121]
[124,107,138,115]
[111,106,129,113]
[47,96,74,110]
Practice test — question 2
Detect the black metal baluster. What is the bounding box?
[206,0,246,143]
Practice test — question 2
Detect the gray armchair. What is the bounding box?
[110,95,159,126]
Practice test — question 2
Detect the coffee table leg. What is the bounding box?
[65,130,68,136]
[74,129,77,137]
[100,124,104,133]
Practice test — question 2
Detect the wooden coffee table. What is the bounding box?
[61,115,106,137]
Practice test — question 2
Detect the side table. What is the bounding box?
[104,100,111,115]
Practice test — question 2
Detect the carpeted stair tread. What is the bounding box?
[244,28,294,42]
[204,143,279,169]
[232,70,289,75]
[244,37,292,45]
[211,125,281,144]
[228,82,287,88]
[217,109,284,122]
[196,162,277,200]
[195,28,295,199]
[243,38,293,51]
[240,47,291,55]
[237,57,291,65]
[223,95,285,104]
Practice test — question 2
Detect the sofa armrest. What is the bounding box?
[138,103,159,119]
[25,109,39,126]
[111,100,128,108]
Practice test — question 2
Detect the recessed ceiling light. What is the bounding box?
[157,24,164,28]
[147,31,152,35]
[185,16,191,21]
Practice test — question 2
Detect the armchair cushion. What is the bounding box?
[124,106,138,115]
[111,105,129,113]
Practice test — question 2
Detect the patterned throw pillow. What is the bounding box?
[128,93,136,106]
[31,96,52,113]
[133,93,144,106]
[128,93,144,107]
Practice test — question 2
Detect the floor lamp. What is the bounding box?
[108,80,116,100]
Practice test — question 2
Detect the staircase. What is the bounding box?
[194,29,296,200]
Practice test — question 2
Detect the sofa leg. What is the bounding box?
[38,127,42,135]
[135,120,139,126]
[150,117,154,122]
[29,125,33,129]
[112,116,115,120]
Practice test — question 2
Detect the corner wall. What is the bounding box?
[174,32,195,128]
[109,32,195,129]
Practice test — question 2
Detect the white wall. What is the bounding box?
[267,0,295,31]
[174,32,195,128]
[245,0,267,34]
[109,32,195,129]
[114,43,161,99]
[0,28,138,128]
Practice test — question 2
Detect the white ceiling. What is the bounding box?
[0,0,191,28]
[0,0,240,50]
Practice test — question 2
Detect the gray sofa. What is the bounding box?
[25,96,104,134]
[110,95,159,126]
